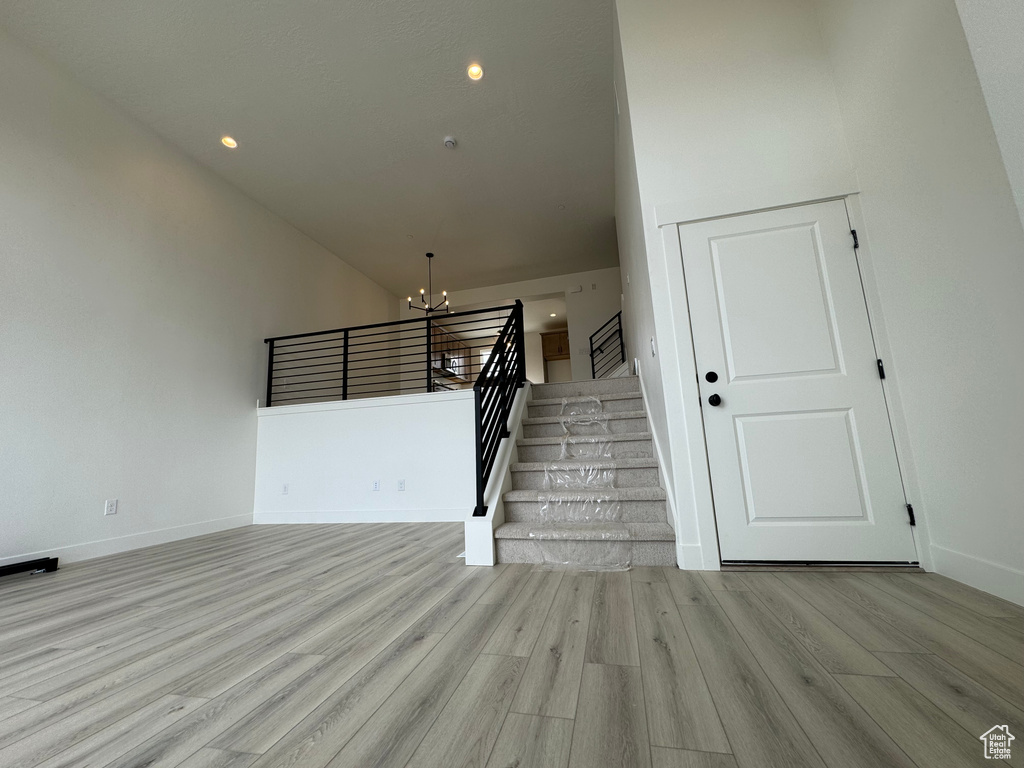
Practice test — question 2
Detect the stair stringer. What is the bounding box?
[464,382,532,566]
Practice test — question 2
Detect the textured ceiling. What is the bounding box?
[0,0,617,294]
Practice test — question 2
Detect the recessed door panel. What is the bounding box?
[679,200,917,563]
[736,409,868,523]
[712,224,840,380]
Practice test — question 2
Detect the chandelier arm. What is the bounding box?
[409,252,447,313]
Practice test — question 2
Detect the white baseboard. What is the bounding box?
[608,361,631,378]
[930,544,1024,607]
[254,509,466,525]
[676,544,705,570]
[636,368,679,532]
[0,513,252,567]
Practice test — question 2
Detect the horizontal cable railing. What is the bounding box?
[589,310,625,379]
[264,305,516,407]
[473,300,526,516]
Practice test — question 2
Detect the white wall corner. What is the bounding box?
[464,383,532,566]
[929,545,1024,607]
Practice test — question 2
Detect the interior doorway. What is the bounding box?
[451,294,567,384]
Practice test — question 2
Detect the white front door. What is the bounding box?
[679,200,917,563]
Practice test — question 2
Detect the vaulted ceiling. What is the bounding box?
[0,0,617,294]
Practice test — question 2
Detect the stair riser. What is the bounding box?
[527,397,644,418]
[504,500,667,523]
[516,440,654,462]
[496,539,676,567]
[531,377,640,400]
[523,417,648,439]
[510,466,660,491]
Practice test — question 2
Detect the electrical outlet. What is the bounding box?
[104,499,118,516]
[372,480,381,491]
[282,484,289,495]
[397,480,406,491]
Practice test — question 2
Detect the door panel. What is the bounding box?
[735,409,868,523]
[713,224,841,379]
[680,200,917,563]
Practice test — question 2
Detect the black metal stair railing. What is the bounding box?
[472,300,526,516]
[263,305,516,406]
[589,310,625,379]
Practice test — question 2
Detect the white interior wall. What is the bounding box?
[618,0,856,218]
[254,392,476,524]
[815,0,1024,603]
[614,0,857,568]
[613,16,680,548]
[0,30,397,565]
[401,268,623,382]
[616,0,1024,601]
[953,0,1024,230]
[545,360,573,384]
[524,333,545,384]
[563,275,623,381]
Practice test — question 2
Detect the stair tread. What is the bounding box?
[517,432,653,446]
[503,486,667,502]
[494,522,675,541]
[522,410,647,425]
[534,376,639,386]
[528,392,642,407]
[511,458,659,472]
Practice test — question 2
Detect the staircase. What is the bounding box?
[494,376,676,568]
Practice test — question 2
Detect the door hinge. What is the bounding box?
[851,229,860,249]
[877,359,886,379]
[906,503,916,526]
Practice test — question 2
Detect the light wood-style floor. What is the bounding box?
[1,523,1022,768]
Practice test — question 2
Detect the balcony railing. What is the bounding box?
[589,311,625,378]
[263,305,516,407]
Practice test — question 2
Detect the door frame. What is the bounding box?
[660,193,933,571]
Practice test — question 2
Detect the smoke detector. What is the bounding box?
[443,136,457,149]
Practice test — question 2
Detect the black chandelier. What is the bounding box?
[407,252,449,314]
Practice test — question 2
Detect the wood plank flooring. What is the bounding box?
[1,524,1022,768]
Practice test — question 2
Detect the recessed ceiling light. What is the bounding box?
[221,136,238,149]
[550,313,557,317]
[467,64,483,81]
